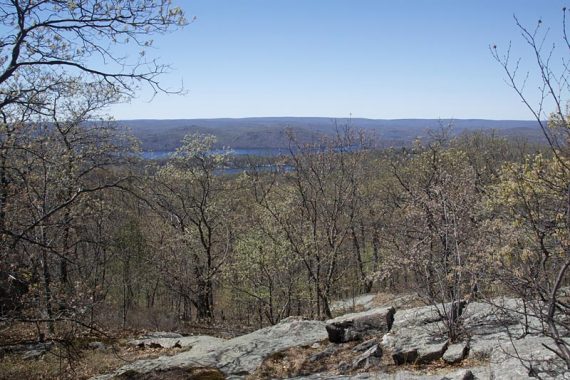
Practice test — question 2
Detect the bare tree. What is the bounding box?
[491,8,570,368]
[252,126,372,319]
[0,0,186,246]
[0,0,186,115]
[0,1,187,362]
[382,128,481,341]
[151,134,234,321]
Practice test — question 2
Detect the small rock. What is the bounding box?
[443,342,469,364]
[417,340,449,364]
[17,342,53,360]
[460,370,475,380]
[352,338,378,353]
[22,349,46,360]
[392,348,418,365]
[391,339,448,365]
[381,332,395,347]
[309,345,339,362]
[87,341,107,351]
[336,361,350,373]
[310,342,321,349]
[352,344,382,370]
[443,369,474,380]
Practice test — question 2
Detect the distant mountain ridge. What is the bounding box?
[118,117,543,151]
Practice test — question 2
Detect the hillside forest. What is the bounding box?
[0,1,569,377]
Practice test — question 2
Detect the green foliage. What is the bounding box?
[486,152,570,282]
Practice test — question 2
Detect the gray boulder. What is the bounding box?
[391,338,448,365]
[326,306,395,343]
[442,342,468,364]
[384,305,451,365]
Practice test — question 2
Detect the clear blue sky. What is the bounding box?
[109,1,567,120]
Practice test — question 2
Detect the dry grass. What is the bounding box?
[0,321,45,345]
[249,339,367,379]
[0,340,185,380]
[379,356,488,377]
[117,367,225,380]
[0,314,253,380]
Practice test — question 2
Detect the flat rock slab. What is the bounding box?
[488,336,570,380]
[390,303,447,330]
[326,306,396,343]
[462,298,546,338]
[462,300,524,336]
[93,320,328,379]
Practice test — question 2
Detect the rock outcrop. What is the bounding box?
[94,319,328,379]
[94,295,570,380]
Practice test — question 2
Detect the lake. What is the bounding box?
[140,147,290,160]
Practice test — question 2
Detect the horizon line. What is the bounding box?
[113,116,540,122]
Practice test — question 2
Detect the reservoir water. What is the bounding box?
[140,148,290,160]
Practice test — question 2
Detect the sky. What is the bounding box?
[108,1,569,120]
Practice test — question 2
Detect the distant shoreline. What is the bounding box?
[123,117,544,152]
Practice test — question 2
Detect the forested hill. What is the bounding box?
[120,117,543,151]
